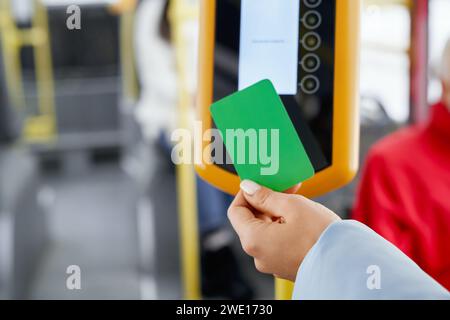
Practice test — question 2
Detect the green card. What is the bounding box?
[210,79,314,192]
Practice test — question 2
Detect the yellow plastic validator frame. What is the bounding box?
[196,0,360,199]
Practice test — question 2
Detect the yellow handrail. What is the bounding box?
[26,0,56,142]
[0,1,26,110]
[111,0,140,103]
[0,0,56,143]
[120,10,140,103]
[168,0,201,300]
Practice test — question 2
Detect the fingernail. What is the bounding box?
[240,180,261,196]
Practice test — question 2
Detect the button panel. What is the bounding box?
[299,0,323,95]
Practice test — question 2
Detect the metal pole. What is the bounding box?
[409,0,429,124]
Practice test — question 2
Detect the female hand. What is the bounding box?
[227,180,340,281]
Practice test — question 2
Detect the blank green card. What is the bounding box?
[210,79,314,192]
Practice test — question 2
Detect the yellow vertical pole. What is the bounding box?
[275,278,294,300]
[0,0,26,110]
[26,0,57,140]
[0,0,57,142]
[33,0,55,116]
[168,0,201,300]
[117,1,139,103]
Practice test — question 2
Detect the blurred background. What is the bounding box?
[0,0,449,300]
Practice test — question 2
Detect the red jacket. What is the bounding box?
[352,102,450,290]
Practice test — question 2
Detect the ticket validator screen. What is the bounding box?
[238,0,300,95]
[213,0,336,173]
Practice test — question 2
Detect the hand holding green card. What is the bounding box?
[210,79,314,192]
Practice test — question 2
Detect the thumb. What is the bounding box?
[240,180,291,218]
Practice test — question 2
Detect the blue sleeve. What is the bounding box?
[292,220,450,300]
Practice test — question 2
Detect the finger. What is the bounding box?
[232,191,274,222]
[240,180,290,218]
[230,190,248,208]
[228,191,264,238]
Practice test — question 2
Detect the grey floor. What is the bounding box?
[29,165,142,300]
[27,148,274,300]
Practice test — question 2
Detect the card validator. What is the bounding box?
[196,0,361,197]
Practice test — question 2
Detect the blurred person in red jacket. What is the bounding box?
[352,39,450,290]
